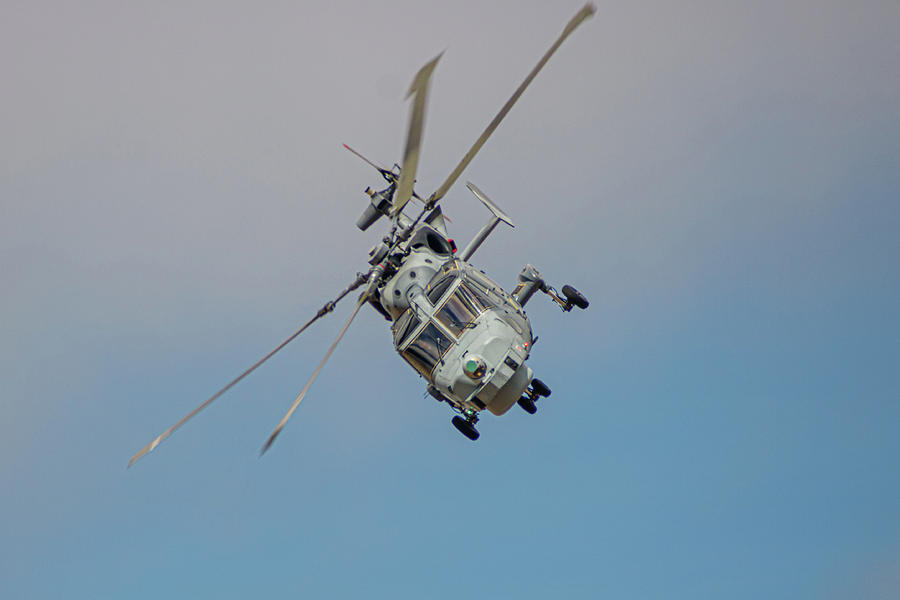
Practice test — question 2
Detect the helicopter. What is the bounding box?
[129,3,595,466]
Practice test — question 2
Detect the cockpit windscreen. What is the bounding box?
[436,288,481,336]
[402,323,452,377]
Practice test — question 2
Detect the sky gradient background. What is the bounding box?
[2,1,898,598]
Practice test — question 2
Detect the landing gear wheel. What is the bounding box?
[530,378,551,398]
[562,285,589,310]
[451,416,480,441]
[517,397,537,414]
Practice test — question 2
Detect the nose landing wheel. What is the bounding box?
[561,285,589,310]
[451,415,480,441]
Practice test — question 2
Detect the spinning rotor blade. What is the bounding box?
[127,272,369,467]
[427,3,596,208]
[392,53,443,217]
[260,292,368,456]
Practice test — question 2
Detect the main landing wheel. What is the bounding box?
[530,378,551,398]
[451,416,480,441]
[562,285,590,310]
[517,396,537,414]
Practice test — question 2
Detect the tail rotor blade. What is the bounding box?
[343,143,426,204]
[260,293,368,456]
[427,3,596,208]
[127,272,369,467]
[392,52,443,217]
[343,143,393,178]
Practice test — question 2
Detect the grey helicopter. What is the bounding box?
[129,3,595,466]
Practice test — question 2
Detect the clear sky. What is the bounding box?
[2,1,898,598]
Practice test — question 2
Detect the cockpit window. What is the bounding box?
[460,280,495,310]
[460,271,531,339]
[402,323,452,378]
[426,273,456,304]
[466,269,502,296]
[436,287,481,337]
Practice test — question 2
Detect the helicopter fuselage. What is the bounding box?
[377,227,535,417]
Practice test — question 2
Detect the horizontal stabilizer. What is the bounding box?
[466,182,515,228]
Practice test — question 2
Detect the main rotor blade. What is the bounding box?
[427,3,596,208]
[127,272,369,467]
[260,292,368,456]
[392,53,443,217]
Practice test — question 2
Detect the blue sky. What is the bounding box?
[2,1,898,598]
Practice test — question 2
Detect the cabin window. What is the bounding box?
[402,323,453,377]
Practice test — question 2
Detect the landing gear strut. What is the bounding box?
[512,265,590,312]
[546,284,589,312]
